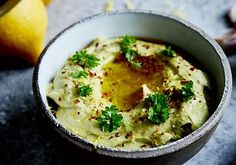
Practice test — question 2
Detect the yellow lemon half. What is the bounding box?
[0,0,48,64]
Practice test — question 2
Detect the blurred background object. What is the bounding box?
[216,4,236,55]
[0,0,47,64]
[216,30,236,55]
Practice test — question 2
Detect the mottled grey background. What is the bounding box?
[0,0,236,164]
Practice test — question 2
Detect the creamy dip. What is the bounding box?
[47,37,210,149]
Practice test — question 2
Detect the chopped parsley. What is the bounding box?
[69,71,88,79]
[70,50,100,69]
[160,46,176,57]
[180,80,195,101]
[120,36,141,68]
[77,83,93,97]
[145,93,169,124]
[130,61,141,68]
[97,105,123,132]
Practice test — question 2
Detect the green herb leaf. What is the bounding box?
[120,36,141,68]
[70,50,100,69]
[145,93,169,124]
[97,105,123,132]
[130,61,142,68]
[160,46,176,57]
[120,36,137,60]
[180,80,195,101]
[69,71,88,79]
[77,83,93,97]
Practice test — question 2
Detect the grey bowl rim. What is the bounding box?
[32,10,232,159]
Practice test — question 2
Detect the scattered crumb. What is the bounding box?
[171,9,187,19]
[104,0,135,11]
[164,0,187,19]
[124,0,135,10]
[104,0,114,12]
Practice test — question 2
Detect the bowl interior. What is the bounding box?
[34,11,231,157]
[38,12,226,107]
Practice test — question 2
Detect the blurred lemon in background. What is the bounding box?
[0,0,48,64]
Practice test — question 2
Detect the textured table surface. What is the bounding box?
[1,0,236,164]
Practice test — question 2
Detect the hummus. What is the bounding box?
[47,37,211,149]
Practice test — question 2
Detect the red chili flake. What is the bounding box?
[181,79,188,84]
[135,56,164,74]
[89,116,96,120]
[115,133,120,137]
[104,71,109,77]
[125,132,132,139]
[141,144,147,148]
[102,92,111,97]
[89,72,96,77]
[120,108,132,112]
[107,92,111,96]
[113,55,126,63]
[74,98,80,104]
[143,45,150,49]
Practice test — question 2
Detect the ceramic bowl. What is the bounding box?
[33,11,232,164]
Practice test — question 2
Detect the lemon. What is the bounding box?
[0,0,48,64]
[42,0,52,6]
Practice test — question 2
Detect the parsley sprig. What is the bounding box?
[120,36,141,68]
[69,71,88,79]
[77,83,93,97]
[97,105,123,132]
[160,46,176,57]
[70,50,100,69]
[145,93,169,124]
[180,80,195,101]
